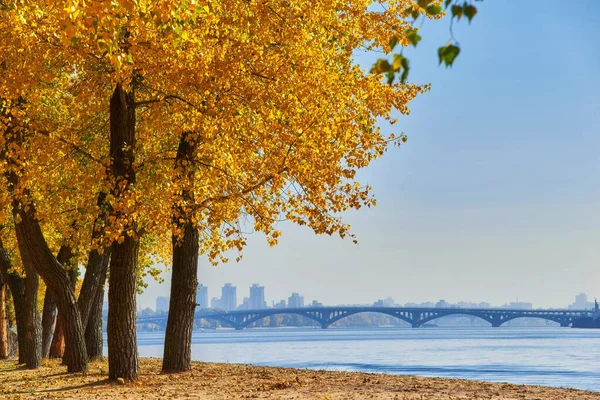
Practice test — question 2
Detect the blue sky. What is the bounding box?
[139,1,600,310]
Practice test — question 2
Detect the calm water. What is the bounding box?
[119,327,600,391]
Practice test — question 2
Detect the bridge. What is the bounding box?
[137,306,592,330]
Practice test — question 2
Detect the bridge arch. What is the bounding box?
[238,310,327,329]
[323,310,414,328]
[416,312,494,327]
[495,315,567,327]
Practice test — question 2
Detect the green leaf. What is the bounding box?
[438,44,461,67]
[444,0,452,9]
[400,67,409,83]
[392,54,404,71]
[426,4,442,15]
[126,54,134,64]
[451,4,463,19]
[411,8,420,19]
[417,0,434,7]
[386,71,395,85]
[405,29,422,47]
[389,36,399,51]
[371,58,392,74]
[401,57,409,71]
[463,4,477,22]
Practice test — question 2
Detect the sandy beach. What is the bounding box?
[1,357,598,399]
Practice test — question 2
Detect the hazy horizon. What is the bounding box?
[137,1,600,311]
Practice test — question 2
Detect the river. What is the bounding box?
[122,327,600,392]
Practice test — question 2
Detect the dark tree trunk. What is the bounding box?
[11,214,87,373]
[107,234,139,380]
[21,268,41,368]
[0,240,26,363]
[3,111,87,373]
[77,193,111,332]
[41,286,57,358]
[85,269,107,360]
[107,83,140,381]
[163,131,199,373]
[163,224,199,372]
[0,282,8,358]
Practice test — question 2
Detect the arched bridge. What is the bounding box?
[137,306,592,330]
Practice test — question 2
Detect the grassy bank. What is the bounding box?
[1,358,598,399]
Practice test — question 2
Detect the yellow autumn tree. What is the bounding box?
[0,0,478,380]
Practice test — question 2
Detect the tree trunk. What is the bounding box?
[85,271,107,360]
[77,192,111,332]
[49,247,77,363]
[0,239,26,363]
[21,268,41,368]
[107,83,139,381]
[3,111,87,373]
[163,224,199,372]
[163,131,199,373]
[48,314,64,358]
[0,282,8,358]
[41,286,57,358]
[12,193,87,373]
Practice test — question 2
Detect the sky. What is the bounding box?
[138,1,600,310]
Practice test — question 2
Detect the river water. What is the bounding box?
[128,327,600,392]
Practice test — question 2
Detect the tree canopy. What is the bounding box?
[0,0,481,380]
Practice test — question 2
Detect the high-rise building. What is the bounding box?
[156,296,170,313]
[249,284,267,309]
[221,283,237,311]
[288,292,304,308]
[196,284,209,309]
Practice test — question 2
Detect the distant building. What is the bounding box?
[221,283,237,311]
[374,297,395,307]
[310,300,324,307]
[569,293,594,310]
[211,297,222,309]
[405,302,434,308]
[502,301,532,310]
[196,284,209,309]
[288,292,304,308]
[249,284,267,309]
[273,300,286,309]
[239,297,250,310]
[435,299,450,308]
[156,296,170,313]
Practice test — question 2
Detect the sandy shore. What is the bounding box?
[1,357,598,399]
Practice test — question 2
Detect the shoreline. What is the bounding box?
[1,358,599,399]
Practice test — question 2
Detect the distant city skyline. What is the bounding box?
[142,284,595,312]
